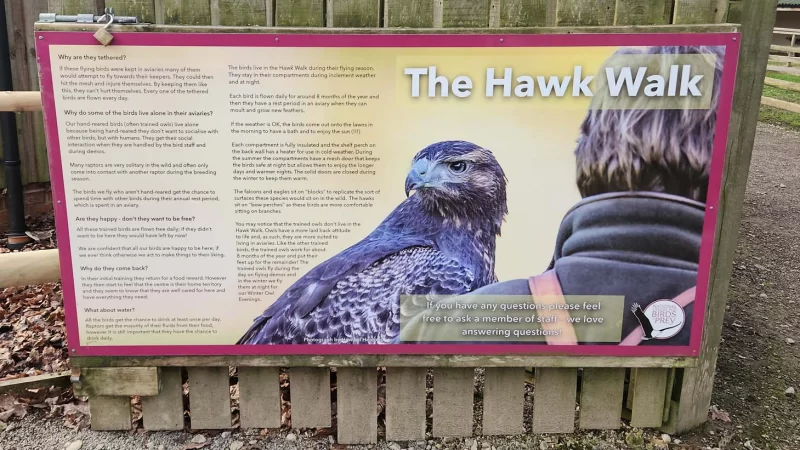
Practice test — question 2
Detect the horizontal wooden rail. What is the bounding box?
[773,27,800,36]
[761,96,800,114]
[0,371,71,394]
[0,91,42,112]
[0,249,61,287]
[766,65,800,75]
[70,354,698,369]
[764,77,800,92]
[768,54,800,67]
[771,44,800,55]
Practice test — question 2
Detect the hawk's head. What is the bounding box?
[405,140,508,229]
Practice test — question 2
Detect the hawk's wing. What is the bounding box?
[238,246,476,344]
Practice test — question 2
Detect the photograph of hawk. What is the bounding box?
[236,140,508,345]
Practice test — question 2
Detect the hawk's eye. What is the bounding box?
[449,161,468,173]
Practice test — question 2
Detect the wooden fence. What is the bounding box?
[0,0,780,445]
[0,0,750,190]
[761,30,800,114]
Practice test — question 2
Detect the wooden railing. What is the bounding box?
[762,29,800,114]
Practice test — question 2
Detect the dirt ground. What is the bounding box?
[0,122,798,449]
[676,122,800,450]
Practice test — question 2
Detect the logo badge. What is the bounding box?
[631,300,686,341]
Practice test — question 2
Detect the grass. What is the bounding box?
[760,72,800,130]
[765,71,800,84]
[759,105,800,130]
[762,85,800,103]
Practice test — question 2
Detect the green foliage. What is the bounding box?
[766,71,800,84]
[759,105,800,130]
[763,85,800,103]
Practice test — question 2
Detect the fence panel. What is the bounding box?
[186,367,233,429]
[432,368,474,437]
[385,367,427,441]
[275,0,325,27]
[289,367,331,429]
[141,367,185,430]
[482,368,525,435]
[217,0,271,27]
[238,367,281,429]
[328,0,381,27]
[578,368,625,429]
[105,0,158,24]
[497,0,547,27]
[615,0,672,25]
[557,0,616,26]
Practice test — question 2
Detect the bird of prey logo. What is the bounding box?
[630,301,686,340]
[236,140,508,345]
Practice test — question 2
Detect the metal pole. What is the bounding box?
[0,3,31,249]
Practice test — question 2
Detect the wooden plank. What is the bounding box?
[773,27,800,35]
[210,0,220,25]
[761,95,800,114]
[498,0,546,26]
[442,0,490,27]
[289,367,330,428]
[545,0,557,26]
[385,367,426,441]
[238,367,280,429]
[34,21,739,34]
[46,0,97,14]
[141,367,184,430]
[764,76,800,92]
[630,368,668,428]
[328,0,380,27]
[0,249,60,287]
[482,368,524,435]
[154,0,165,23]
[614,0,671,25]
[384,0,435,27]
[672,0,716,24]
[726,1,742,23]
[71,354,699,368]
[24,0,50,185]
[8,1,46,184]
[105,0,157,23]
[275,0,324,27]
[74,367,160,397]
[218,0,268,26]
[0,91,42,112]
[89,396,132,431]
[771,44,800,55]
[557,0,615,26]
[162,0,211,25]
[715,0,729,23]
[531,368,577,433]
[336,368,378,444]
[765,65,800,75]
[432,368,473,437]
[0,371,70,394]
[768,55,800,67]
[578,368,625,430]
[187,367,231,430]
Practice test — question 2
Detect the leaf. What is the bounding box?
[0,394,16,411]
[710,405,731,422]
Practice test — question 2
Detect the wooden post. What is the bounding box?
[669,0,779,434]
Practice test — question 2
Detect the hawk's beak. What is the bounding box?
[405,159,431,197]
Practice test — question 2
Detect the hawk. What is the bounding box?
[237,140,508,345]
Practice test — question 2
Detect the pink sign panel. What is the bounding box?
[35,30,740,357]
